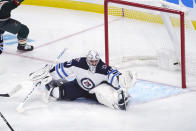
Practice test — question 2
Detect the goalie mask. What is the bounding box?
[86,50,100,73]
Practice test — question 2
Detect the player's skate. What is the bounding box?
[17,43,33,51]
[17,39,33,51]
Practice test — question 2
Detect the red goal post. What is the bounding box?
[104,0,186,88]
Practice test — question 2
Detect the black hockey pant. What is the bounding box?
[0,18,29,40]
[60,79,98,102]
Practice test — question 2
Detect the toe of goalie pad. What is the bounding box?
[117,99,128,110]
[117,94,130,110]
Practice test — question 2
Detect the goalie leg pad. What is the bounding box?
[90,84,130,110]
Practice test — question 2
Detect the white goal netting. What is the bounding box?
[105,0,196,88]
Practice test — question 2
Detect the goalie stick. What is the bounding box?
[0,112,14,131]
[16,48,66,113]
[0,84,22,97]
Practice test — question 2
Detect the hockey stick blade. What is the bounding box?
[0,84,22,97]
[8,84,22,96]
[0,93,9,97]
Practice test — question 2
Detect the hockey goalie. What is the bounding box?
[29,50,136,110]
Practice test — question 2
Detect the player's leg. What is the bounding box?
[16,23,34,51]
[0,18,33,51]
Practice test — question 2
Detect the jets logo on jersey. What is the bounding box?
[81,78,95,90]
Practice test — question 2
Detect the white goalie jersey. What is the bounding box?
[49,57,126,91]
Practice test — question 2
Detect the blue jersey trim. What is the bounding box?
[60,63,68,77]
[110,72,121,85]
[56,64,63,79]
[108,69,118,79]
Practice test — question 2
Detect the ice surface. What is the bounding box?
[0,5,196,131]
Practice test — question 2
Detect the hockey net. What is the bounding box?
[104,0,196,88]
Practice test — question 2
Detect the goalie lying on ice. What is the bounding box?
[30,50,136,110]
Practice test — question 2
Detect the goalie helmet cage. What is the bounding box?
[104,0,186,88]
